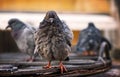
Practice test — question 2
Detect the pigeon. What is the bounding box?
[76,22,102,55]
[76,22,112,63]
[34,11,73,73]
[6,18,37,62]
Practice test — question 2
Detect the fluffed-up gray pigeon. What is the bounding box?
[6,18,38,62]
[76,22,112,63]
[34,11,73,73]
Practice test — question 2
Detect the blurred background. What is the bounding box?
[0,0,120,60]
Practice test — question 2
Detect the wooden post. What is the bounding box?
[111,0,120,49]
[0,30,19,53]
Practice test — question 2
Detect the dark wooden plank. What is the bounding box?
[0,59,111,76]
[0,52,112,76]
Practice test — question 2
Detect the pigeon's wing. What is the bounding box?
[24,24,38,54]
[76,29,89,52]
[24,24,36,48]
[62,21,73,41]
[76,29,88,46]
[33,31,40,54]
[62,21,73,46]
[22,28,35,55]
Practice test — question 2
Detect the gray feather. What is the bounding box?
[34,11,72,62]
[6,18,37,60]
[76,22,111,53]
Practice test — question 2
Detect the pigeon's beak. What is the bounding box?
[5,25,12,30]
[49,18,54,23]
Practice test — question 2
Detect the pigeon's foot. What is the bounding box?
[59,61,67,74]
[26,56,34,62]
[82,51,96,56]
[82,51,89,56]
[43,61,52,69]
[89,51,97,56]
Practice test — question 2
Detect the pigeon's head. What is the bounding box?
[87,22,97,33]
[39,11,62,29]
[6,18,25,31]
[44,10,59,23]
[88,22,96,28]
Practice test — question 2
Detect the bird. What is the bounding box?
[76,22,112,63]
[34,11,73,73]
[6,18,37,62]
[76,22,102,56]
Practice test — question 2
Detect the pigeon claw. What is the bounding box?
[26,56,34,62]
[59,61,67,74]
[82,51,96,56]
[43,61,52,69]
[82,51,89,56]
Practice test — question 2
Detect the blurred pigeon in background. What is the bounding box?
[34,11,73,73]
[6,18,37,62]
[76,22,112,63]
[76,22,102,55]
